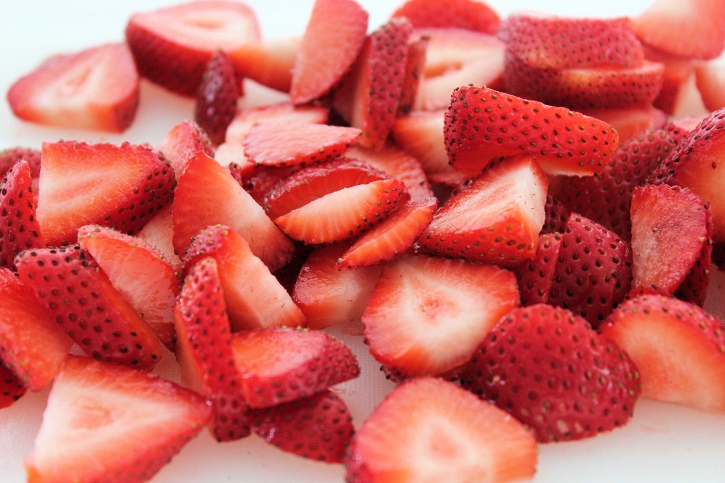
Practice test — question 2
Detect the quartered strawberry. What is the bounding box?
[289,0,368,104]
[16,246,164,370]
[136,204,182,272]
[396,33,428,116]
[77,225,179,351]
[182,225,305,331]
[37,140,175,247]
[230,327,359,408]
[0,363,26,409]
[601,295,725,412]
[174,257,250,441]
[195,50,240,145]
[461,304,641,443]
[251,389,354,463]
[444,85,619,177]
[125,0,260,96]
[156,120,215,181]
[228,36,301,93]
[24,356,212,483]
[243,122,362,167]
[391,0,501,34]
[0,161,43,270]
[0,147,42,179]
[345,377,537,482]
[510,232,563,306]
[6,42,139,132]
[0,268,71,391]
[362,254,519,379]
[579,106,667,143]
[416,155,548,265]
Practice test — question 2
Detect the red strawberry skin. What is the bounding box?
[0,363,26,409]
[0,147,42,179]
[0,160,44,270]
[195,50,240,145]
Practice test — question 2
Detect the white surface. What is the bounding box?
[1,1,725,482]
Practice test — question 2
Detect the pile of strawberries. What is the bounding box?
[3,0,725,481]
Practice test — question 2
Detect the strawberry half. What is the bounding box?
[0,363,26,409]
[345,377,537,482]
[24,356,212,483]
[390,0,501,34]
[6,42,139,132]
[194,50,241,145]
[0,160,43,270]
[460,304,641,443]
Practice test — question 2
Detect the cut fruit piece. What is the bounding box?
[156,120,214,181]
[391,109,454,178]
[229,36,300,93]
[0,363,26,409]
[136,204,182,272]
[194,50,240,145]
[224,102,329,146]
[695,56,725,111]
[0,147,42,180]
[397,33,429,116]
[0,160,43,270]
[390,0,501,34]
[510,232,563,306]
[580,106,667,143]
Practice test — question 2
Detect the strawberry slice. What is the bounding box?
[601,294,725,412]
[580,106,667,143]
[289,0,368,104]
[77,225,179,351]
[224,102,329,146]
[228,36,301,93]
[0,160,43,270]
[345,377,537,482]
[230,327,359,408]
[24,356,211,482]
[0,363,26,409]
[174,257,250,441]
[125,0,260,96]
[510,232,563,306]
[695,56,725,112]
[6,42,139,132]
[396,33,429,116]
[182,225,305,331]
[390,0,501,34]
[461,304,640,443]
[136,204,182,272]
[230,163,299,206]
[194,50,241,145]
[417,155,548,265]
[251,389,354,463]
[444,85,619,177]
[0,147,42,179]
[16,246,164,370]
[37,140,175,247]
[156,120,215,181]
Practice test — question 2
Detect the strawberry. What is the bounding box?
[182,225,305,331]
[345,377,537,482]
[125,0,260,96]
[580,106,667,143]
[460,303,641,443]
[510,232,563,306]
[0,160,43,270]
[695,56,725,112]
[289,0,368,104]
[292,244,383,330]
[391,0,500,34]
[230,163,299,206]
[0,363,25,409]
[243,122,362,167]
[362,253,519,378]
[251,389,354,463]
[644,47,697,115]
[77,225,179,351]
[333,18,413,150]
[224,102,329,146]
[0,268,71,391]
[174,257,250,441]
[600,295,725,412]
[542,189,571,235]
[274,178,407,245]
[228,36,300,93]
[15,246,164,370]
[444,85,619,177]
[396,33,428,116]
[24,356,212,483]
[0,147,41,179]
[6,42,139,132]
[230,327,359,408]
[416,155,548,265]
[136,204,182,272]
[171,151,295,272]
[156,120,215,181]
[631,0,725,60]
[37,140,175,247]
[194,50,240,145]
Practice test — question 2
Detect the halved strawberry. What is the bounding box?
[417,155,548,265]
[0,160,43,270]
[0,363,26,409]
[510,232,563,306]
[195,50,241,145]
[174,257,250,441]
[15,246,164,370]
[230,327,359,408]
[125,0,260,96]
[601,294,725,411]
[24,356,211,482]
[228,36,300,93]
[289,0,368,104]
[156,120,214,181]
[461,304,640,443]
[6,42,139,132]
[362,253,519,378]
[37,140,175,247]
[0,147,42,179]
[345,377,537,482]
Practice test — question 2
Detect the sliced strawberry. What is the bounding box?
[397,33,429,116]
[37,140,175,247]
[391,0,500,34]
[125,0,260,96]
[24,356,211,482]
[182,225,305,331]
[136,204,182,272]
[77,225,179,351]
[461,304,640,443]
[231,327,359,408]
[542,189,571,235]
[156,120,214,181]
[0,268,71,391]
[0,363,26,409]
[601,295,725,411]
[172,151,295,272]
[345,377,537,482]
[16,246,164,370]
[174,257,250,441]
[274,178,407,244]
[230,163,299,206]
[362,253,518,379]
[0,147,42,179]
[6,42,139,132]
[195,50,240,145]
[289,0,368,104]
[228,36,300,93]
[251,389,354,463]
[292,244,382,330]
[644,47,697,115]
[510,232,563,306]
[224,102,329,146]
[445,85,619,177]
[417,155,548,265]
[695,56,725,112]
[0,161,43,270]
[580,106,667,143]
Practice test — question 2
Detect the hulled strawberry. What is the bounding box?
[136,204,182,272]
[195,50,241,145]
[0,160,43,270]
[390,0,501,34]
